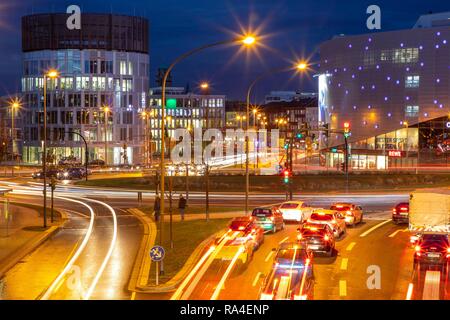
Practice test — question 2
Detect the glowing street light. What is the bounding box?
[103,105,111,166]
[242,35,256,45]
[42,69,59,228]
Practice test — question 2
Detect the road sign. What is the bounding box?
[150,245,165,262]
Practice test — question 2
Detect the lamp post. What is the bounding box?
[200,82,210,221]
[103,106,110,166]
[158,35,257,248]
[244,62,309,214]
[43,69,59,228]
[9,100,20,177]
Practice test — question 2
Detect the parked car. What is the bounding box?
[307,209,346,238]
[330,203,363,226]
[88,159,105,166]
[392,202,409,224]
[278,201,314,223]
[252,207,285,233]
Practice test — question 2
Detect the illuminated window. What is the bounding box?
[405,75,420,88]
[405,105,419,117]
[380,48,419,64]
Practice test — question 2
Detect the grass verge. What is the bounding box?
[148,218,230,284]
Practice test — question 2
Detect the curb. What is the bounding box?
[137,226,229,293]
[127,208,157,292]
[0,202,68,279]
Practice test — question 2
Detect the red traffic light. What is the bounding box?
[344,122,350,129]
[283,169,291,177]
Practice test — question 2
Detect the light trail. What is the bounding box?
[82,198,118,300]
[406,283,414,300]
[171,245,216,300]
[210,246,245,300]
[40,196,95,300]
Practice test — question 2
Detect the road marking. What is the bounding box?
[346,242,356,251]
[340,258,348,270]
[388,228,408,238]
[265,251,274,262]
[130,291,136,300]
[252,272,262,287]
[211,246,244,300]
[360,219,392,238]
[406,283,414,300]
[82,199,118,300]
[339,280,347,297]
[279,237,289,244]
[39,196,96,300]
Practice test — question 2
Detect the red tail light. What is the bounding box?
[297,234,302,240]
[415,245,421,256]
[324,235,330,241]
[392,208,397,213]
[400,207,408,211]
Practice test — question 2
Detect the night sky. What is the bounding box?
[0,0,449,101]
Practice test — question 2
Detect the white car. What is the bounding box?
[278,201,313,222]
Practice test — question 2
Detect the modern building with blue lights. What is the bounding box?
[318,12,450,170]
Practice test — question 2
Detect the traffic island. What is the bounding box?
[127,207,231,293]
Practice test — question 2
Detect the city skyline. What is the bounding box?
[1,0,450,100]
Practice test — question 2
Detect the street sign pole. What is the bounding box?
[156,261,159,286]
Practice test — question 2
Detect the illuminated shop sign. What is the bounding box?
[388,150,405,157]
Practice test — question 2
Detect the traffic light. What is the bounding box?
[296,132,303,139]
[344,122,351,138]
[284,143,289,150]
[283,169,291,184]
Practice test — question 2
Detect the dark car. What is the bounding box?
[60,167,85,180]
[260,242,314,300]
[251,207,285,233]
[32,169,62,179]
[392,202,409,224]
[414,233,450,270]
[88,159,105,166]
[297,223,336,257]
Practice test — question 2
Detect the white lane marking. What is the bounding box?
[83,198,118,300]
[388,228,408,238]
[278,237,289,244]
[40,196,95,300]
[252,272,262,287]
[340,258,348,270]
[265,251,274,262]
[346,242,356,251]
[406,283,414,300]
[360,219,392,237]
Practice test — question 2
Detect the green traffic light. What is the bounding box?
[284,177,289,183]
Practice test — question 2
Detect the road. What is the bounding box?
[0,178,446,300]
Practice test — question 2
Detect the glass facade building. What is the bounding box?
[318,12,450,169]
[21,13,149,165]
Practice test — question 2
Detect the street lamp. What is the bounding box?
[9,99,20,176]
[158,34,258,249]
[200,82,210,221]
[43,69,59,228]
[244,61,310,214]
[103,105,111,166]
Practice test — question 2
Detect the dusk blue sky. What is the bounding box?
[0,0,449,101]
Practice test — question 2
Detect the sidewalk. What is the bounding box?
[0,202,64,279]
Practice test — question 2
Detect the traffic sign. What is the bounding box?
[150,245,165,262]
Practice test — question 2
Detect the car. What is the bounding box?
[307,209,346,238]
[297,223,335,257]
[88,159,105,166]
[214,217,264,266]
[260,242,314,300]
[330,203,363,226]
[278,201,314,223]
[392,202,409,224]
[251,207,285,233]
[414,233,450,270]
[32,169,62,179]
